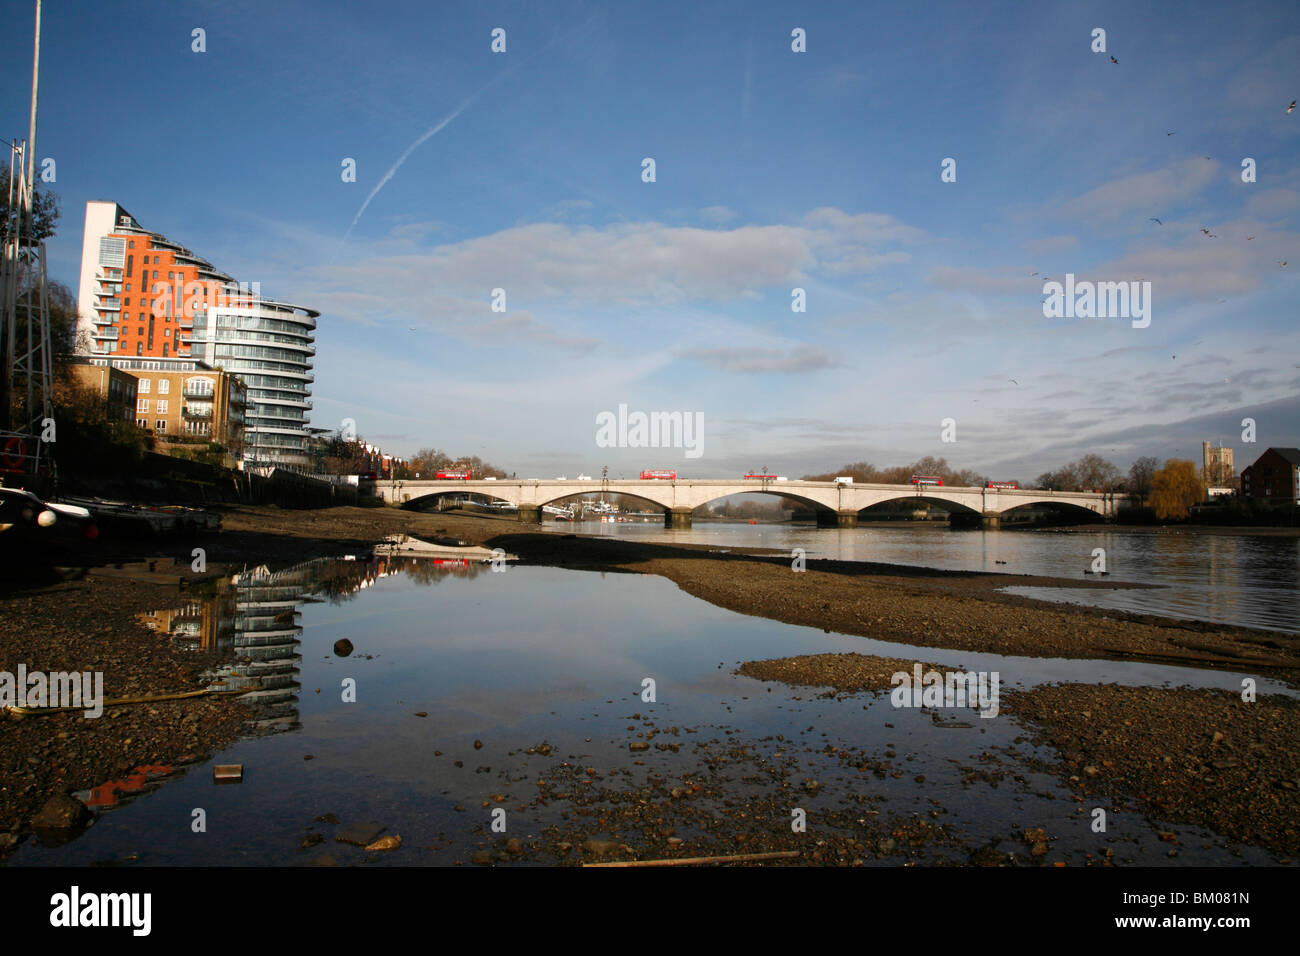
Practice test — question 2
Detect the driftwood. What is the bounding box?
[582,850,800,868]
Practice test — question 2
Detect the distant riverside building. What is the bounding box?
[1201,441,1234,486]
[1240,448,1300,504]
[75,201,319,469]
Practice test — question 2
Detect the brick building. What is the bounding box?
[1240,447,1300,503]
[129,364,247,459]
[67,359,137,424]
[77,201,318,468]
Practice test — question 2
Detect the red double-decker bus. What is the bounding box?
[640,469,677,480]
[436,469,471,480]
[910,475,943,486]
[985,480,1019,490]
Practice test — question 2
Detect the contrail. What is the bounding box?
[336,70,512,258]
[333,10,597,261]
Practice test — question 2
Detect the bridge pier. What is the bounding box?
[816,510,859,528]
[517,506,542,524]
[981,513,1001,530]
[665,509,693,529]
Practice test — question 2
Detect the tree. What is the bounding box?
[1127,456,1159,502]
[0,161,60,243]
[1149,459,1204,520]
[1035,455,1120,491]
[1074,454,1122,491]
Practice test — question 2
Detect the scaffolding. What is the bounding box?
[0,1,52,483]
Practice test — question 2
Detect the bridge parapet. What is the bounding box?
[369,478,1117,521]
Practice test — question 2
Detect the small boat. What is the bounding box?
[373,534,517,562]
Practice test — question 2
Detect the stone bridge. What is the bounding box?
[369,478,1118,529]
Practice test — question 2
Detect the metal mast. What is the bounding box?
[1,0,52,480]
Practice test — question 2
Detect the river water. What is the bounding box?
[540,520,1300,634]
[7,553,1295,867]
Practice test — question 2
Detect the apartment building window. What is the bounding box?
[138,398,149,413]
[137,418,146,428]
[156,420,167,433]
[136,343,143,356]
[163,343,170,357]
[128,241,134,249]
[124,298,130,307]
[157,400,168,413]
[158,380,169,394]
[125,255,133,276]
[138,379,150,393]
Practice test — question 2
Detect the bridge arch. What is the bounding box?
[996,497,1108,522]
[694,489,837,516]
[856,493,983,516]
[398,489,515,510]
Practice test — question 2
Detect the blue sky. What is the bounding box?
[4,0,1298,479]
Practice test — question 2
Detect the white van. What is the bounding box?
[834,476,853,485]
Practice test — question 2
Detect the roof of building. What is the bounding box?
[1269,448,1300,465]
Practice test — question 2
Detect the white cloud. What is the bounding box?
[1058,158,1219,224]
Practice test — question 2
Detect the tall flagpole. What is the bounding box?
[28,0,41,192]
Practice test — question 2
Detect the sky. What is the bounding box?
[3,0,1298,481]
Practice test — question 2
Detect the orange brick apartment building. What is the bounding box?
[76,202,319,468]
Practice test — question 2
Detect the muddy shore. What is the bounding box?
[3,503,1297,863]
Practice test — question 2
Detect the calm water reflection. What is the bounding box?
[7,556,1292,867]
[541,520,1300,633]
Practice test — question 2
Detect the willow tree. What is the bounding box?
[1149,459,1204,520]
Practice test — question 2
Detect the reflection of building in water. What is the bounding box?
[137,555,472,737]
[224,564,307,735]
[139,597,233,652]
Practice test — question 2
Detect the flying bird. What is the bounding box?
[1009,379,1020,385]
[1149,217,1162,225]
[1246,236,1254,240]
[1289,100,1297,114]
[1165,130,1175,136]
[1282,260,1289,268]
[1110,55,1118,64]
[1201,228,1217,238]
